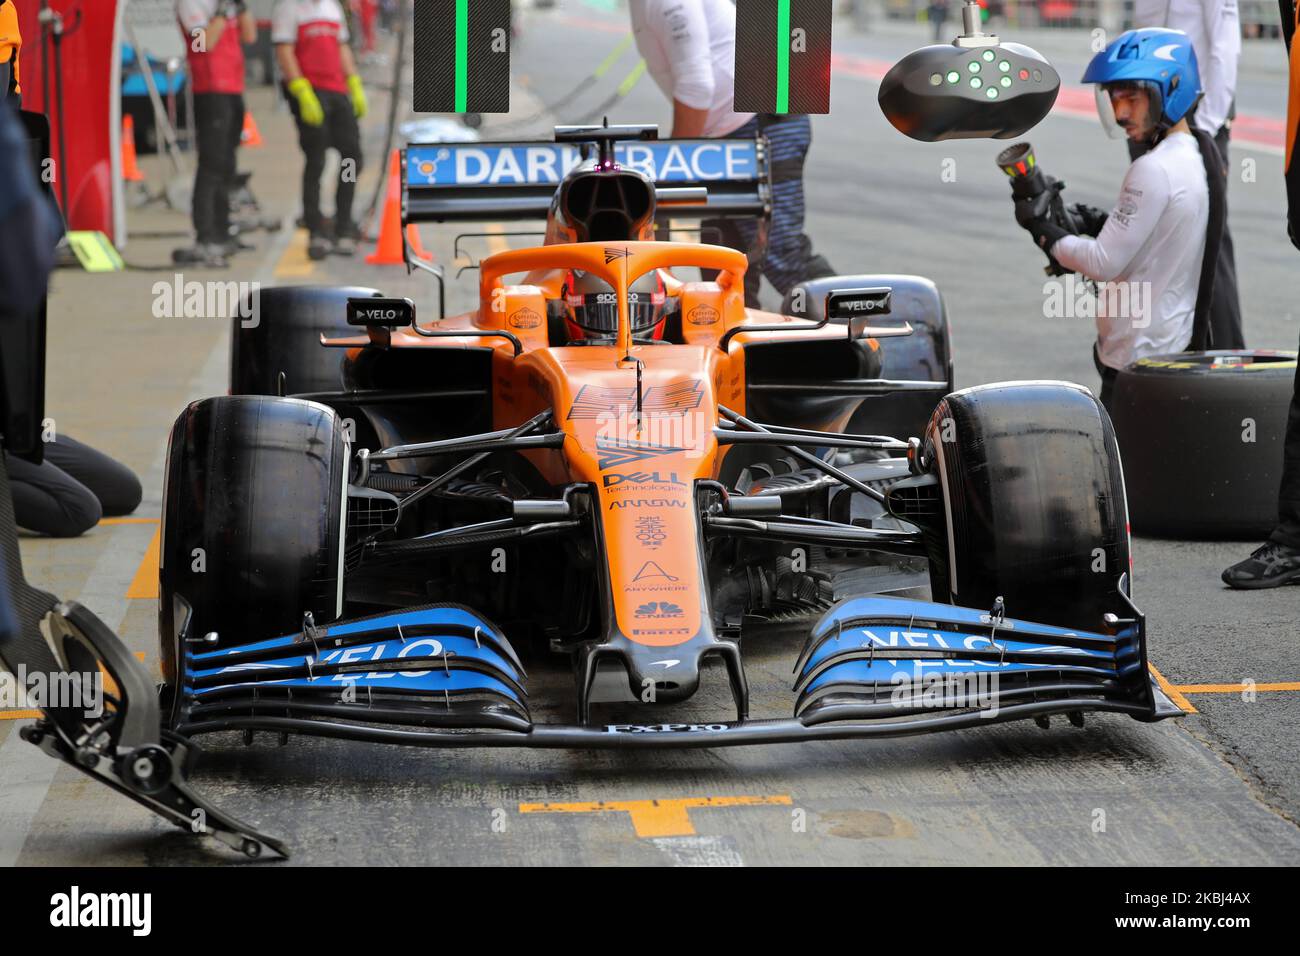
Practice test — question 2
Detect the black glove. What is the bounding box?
[1014,196,1071,253]
[1011,173,1077,274]
[1069,202,1109,237]
[1028,216,1071,255]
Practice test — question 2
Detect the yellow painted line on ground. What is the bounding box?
[593,33,634,78]
[274,228,316,279]
[125,524,162,600]
[97,516,160,526]
[617,58,647,97]
[2,654,145,720]
[518,795,792,838]
[1174,682,1300,694]
[1148,663,1198,714]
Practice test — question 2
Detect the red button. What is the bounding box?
[1019,69,1030,80]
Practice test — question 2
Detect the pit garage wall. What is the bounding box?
[16,0,125,246]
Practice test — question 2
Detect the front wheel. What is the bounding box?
[158,396,349,687]
[923,381,1130,631]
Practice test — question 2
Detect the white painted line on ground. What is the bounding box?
[651,835,745,866]
[0,732,62,866]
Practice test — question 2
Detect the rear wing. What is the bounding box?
[402,136,771,224]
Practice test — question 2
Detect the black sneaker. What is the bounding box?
[307,233,332,261]
[1221,542,1300,590]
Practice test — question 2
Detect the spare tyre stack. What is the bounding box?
[1108,350,1298,538]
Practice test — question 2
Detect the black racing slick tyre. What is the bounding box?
[158,396,348,686]
[924,381,1130,632]
[1108,350,1299,538]
[230,285,381,396]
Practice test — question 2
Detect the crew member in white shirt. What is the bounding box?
[1016,29,1210,410]
[1131,0,1243,347]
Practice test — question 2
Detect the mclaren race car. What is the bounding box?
[0,25,1180,858]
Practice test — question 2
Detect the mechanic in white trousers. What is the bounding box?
[629,0,835,306]
[1131,0,1243,349]
[1017,29,1210,411]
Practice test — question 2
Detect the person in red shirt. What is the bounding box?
[273,0,367,259]
[174,1,257,268]
[351,0,377,55]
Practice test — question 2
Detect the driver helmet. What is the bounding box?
[1082,28,1201,142]
[563,269,671,342]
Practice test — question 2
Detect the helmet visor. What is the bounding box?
[1095,86,1127,140]
[566,289,621,335]
[566,287,668,337]
[1097,82,1160,141]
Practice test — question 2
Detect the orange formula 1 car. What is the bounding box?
[3,124,1180,859]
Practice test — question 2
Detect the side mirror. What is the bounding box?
[826,287,907,340]
[346,297,416,327]
[346,297,416,348]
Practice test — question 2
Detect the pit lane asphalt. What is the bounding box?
[2,4,1297,865]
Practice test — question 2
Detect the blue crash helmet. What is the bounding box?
[1082,28,1202,140]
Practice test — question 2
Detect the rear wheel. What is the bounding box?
[782,274,953,443]
[923,381,1130,631]
[230,285,381,396]
[159,396,349,686]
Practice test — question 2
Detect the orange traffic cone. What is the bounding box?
[240,111,264,148]
[406,223,432,261]
[367,149,433,265]
[121,115,144,182]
